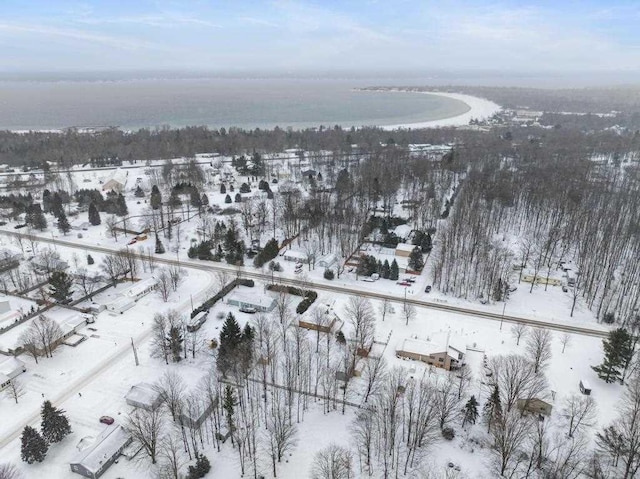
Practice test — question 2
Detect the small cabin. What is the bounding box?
[579,380,592,395]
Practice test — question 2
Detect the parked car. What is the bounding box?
[425,285,432,293]
[239,306,257,314]
[128,239,137,245]
[397,281,410,286]
[562,285,568,292]
[14,224,27,229]
[0,221,6,226]
[99,416,114,425]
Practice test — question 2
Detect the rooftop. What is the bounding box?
[71,425,131,474]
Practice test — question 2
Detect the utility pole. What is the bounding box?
[131,337,139,366]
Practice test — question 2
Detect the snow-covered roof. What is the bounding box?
[125,278,158,298]
[399,338,463,358]
[0,356,25,377]
[227,292,276,309]
[71,425,131,474]
[395,243,415,253]
[58,315,86,334]
[105,168,127,186]
[125,383,161,407]
[282,249,308,260]
[393,225,412,239]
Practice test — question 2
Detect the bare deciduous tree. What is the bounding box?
[0,463,22,479]
[4,379,25,404]
[490,354,547,413]
[561,333,571,353]
[156,268,172,302]
[128,406,165,465]
[158,432,187,479]
[562,394,597,438]
[525,328,553,374]
[511,323,528,346]
[311,443,353,479]
[155,370,185,422]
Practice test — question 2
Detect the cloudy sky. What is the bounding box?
[0,0,639,74]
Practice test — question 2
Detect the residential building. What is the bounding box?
[70,425,132,479]
[396,338,465,371]
[125,383,162,411]
[227,292,276,313]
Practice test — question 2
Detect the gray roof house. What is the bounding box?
[70,425,132,479]
[125,383,162,411]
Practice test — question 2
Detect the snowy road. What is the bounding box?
[0,230,609,338]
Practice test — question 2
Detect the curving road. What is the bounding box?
[0,229,609,339]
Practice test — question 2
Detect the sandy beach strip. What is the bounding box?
[381,91,501,130]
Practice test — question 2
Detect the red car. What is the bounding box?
[396,281,410,286]
[99,416,115,425]
[128,239,137,245]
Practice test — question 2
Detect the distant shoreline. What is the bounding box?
[363,89,501,129]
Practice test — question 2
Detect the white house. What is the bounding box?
[282,249,309,263]
[125,278,159,301]
[395,243,415,258]
[317,253,339,269]
[70,425,132,479]
[101,168,128,193]
[0,356,26,390]
[227,292,276,312]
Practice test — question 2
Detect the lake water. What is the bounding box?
[0,78,470,131]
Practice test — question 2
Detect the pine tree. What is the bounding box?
[224,194,232,204]
[116,194,128,216]
[408,246,424,271]
[234,193,242,203]
[41,400,72,443]
[592,328,633,383]
[155,236,165,254]
[220,183,226,194]
[48,271,73,302]
[166,325,183,362]
[201,194,209,207]
[87,254,94,265]
[389,259,399,280]
[150,185,162,210]
[57,212,71,235]
[42,189,52,213]
[21,425,48,464]
[483,385,502,432]
[88,202,100,226]
[26,204,47,230]
[134,185,145,197]
[223,386,236,441]
[51,192,64,218]
[382,259,391,279]
[217,313,242,377]
[463,395,479,427]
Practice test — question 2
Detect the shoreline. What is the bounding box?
[374,90,501,129]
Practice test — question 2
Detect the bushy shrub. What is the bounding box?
[323,269,335,280]
[442,427,455,440]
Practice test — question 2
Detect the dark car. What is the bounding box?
[239,306,257,314]
[425,285,432,293]
[99,416,115,425]
[14,224,27,229]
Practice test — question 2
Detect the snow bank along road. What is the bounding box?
[0,256,216,450]
[0,230,609,339]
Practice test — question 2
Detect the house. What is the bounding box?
[0,250,21,272]
[106,297,135,315]
[125,383,162,411]
[0,356,26,390]
[227,292,276,313]
[517,398,553,417]
[520,272,562,286]
[393,225,412,241]
[396,338,465,371]
[125,278,158,301]
[316,253,338,269]
[70,425,132,479]
[101,168,128,193]
[395,243,415,258]
[282,249,309,263]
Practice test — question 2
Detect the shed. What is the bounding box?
[125,278,158,301]
[316,253,338,269]
[101,168,128,193]
[70,425,132,479]
[517,398,553,417]
[125,383,162,411]
[395,243,415,258]
[579,380,592,395]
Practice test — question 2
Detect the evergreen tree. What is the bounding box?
[223,385,237,440]
[382,259,391,279]
[190,188,202,209]
[21,425,48,464]
[51,192,64,218]
[240,182,251,193]
[224,194,232,204]
[87,254,94,265]
[57,211,71,235]
[134,185,145,197]
[463,395,479,427]
[167,325,183,362]
[483,385,502,432]
[48,271,73,302]
[217,313,242,377]
[150,185,162,210]
[116,193,128,216]
[592,328,633,383]
[88,202,101,225]
[220,183,226,194]
[155,236,165,254]
[389,259,399,280]
[42,189,52,213]
[234,193,242,203]
[26,204,47,230]
[201,193,209,207]
[41,400,72,443]
[408,246,424,271]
